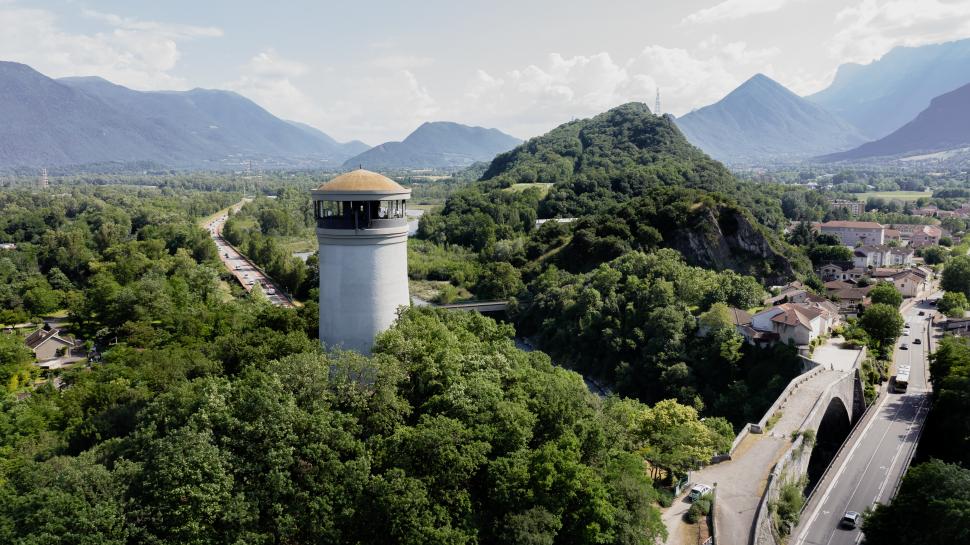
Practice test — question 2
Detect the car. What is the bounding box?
[840,511,861,529]
[900,343,909,350]
[235,265,242,270]
[687,484,712,502]
[914,338,922,344]
[918,311,926,316]
[266,289,277,295]
[247,280,255,285]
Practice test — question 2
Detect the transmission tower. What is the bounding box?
[654,88,662,116]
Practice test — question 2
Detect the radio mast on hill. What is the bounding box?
[654,88,662,116]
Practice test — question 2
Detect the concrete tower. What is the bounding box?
[311,169,411,353]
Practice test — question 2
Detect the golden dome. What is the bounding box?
[316,169,406,193]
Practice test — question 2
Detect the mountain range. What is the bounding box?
[342,122,521,170]
[674,74,866,164]
[820,82,970,162]
[808,39,970,140]
[0,61,368,169]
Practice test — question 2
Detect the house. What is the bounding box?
[887,270,928,298]
[24,325,80,362]
[910,225,942,248]
[819,220,885,246]
[829,199,865,216]
[818,262,868,282]
[763,281,807,306]
[828,286,873,316]
[852,245,914,268]
[944,318,970,336]
[750,302,839,347]
[884,229,901,244]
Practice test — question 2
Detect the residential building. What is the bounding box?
[884,229,901,244]
[827,286,873,316]
[819,220,885,246]
[887,270,927,298]
[24,325,80,362]
[829,199,865,216]
[750,302,839,347]
[852,245,914,268]
[819,262,866,282]
[910,225,942,247]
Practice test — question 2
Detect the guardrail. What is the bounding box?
[727,366,825,456]
[214,229,295,308]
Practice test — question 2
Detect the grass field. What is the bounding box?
[858,191,932,201]
[504,183,555,198]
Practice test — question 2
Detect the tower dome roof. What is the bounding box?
[316,169,406,193]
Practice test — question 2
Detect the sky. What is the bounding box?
[2,0,970,144]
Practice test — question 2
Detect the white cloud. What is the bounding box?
[227,50,440,144]
[455,43,781,138]
[831,0,970,64]
[0,4,221,89]
[683,0,798,24]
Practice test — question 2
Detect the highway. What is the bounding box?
[793,295,937,545]
[202,202,294,308]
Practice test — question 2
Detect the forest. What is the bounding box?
[0,184,736,544]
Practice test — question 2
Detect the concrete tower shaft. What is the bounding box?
[311,170,411,354]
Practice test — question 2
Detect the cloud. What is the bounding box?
[227,50,439,144]
[682,0,798,24]
[0,4,221,89]
[831,0,970,64]
[455,43,781,138]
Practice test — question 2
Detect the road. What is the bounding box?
[202,201,293,308]
[793,295,938,545]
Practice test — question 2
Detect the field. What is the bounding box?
[858,190,932,201]
[503,182,555,197]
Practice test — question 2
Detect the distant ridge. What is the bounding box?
[0,61,366,169]
[674,73,866,164]
[342,121,521,170]
[819,82,970,162]
[808,39,970,139]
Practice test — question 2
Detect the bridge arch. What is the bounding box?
[806,395,852,490]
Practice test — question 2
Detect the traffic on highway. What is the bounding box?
[203,208,293,308]
[793,294,938,545]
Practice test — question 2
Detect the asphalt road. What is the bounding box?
[203,205,293,308]
[792,296,937,545]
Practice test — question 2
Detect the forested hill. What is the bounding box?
[421,102,808,283]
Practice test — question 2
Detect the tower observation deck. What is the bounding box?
[311,169,411,353]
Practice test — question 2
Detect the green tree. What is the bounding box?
[942,255,970,299]
[938,291,968,318]
[869,282,902,308]
[859,303,904,349]
[922,245,950,265]
[476,261,524,300]
[863,460,970,545]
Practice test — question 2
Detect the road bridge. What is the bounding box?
[662,339,865,545]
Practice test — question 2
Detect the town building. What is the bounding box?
[910,225,942,247]
[311,169,411,354]
[828,199,865,216]
[852,245,914,268]
[819,220,885,246]
[750,302,839,347]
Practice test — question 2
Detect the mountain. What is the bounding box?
[674,74,867,164]
[342,122,520,170]
[0,61,365,169]
[808,39,970,139]
[820,82,970,162]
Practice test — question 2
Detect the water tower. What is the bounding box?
[311,169,411,353]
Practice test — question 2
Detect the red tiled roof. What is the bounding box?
[820,221,884,229]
